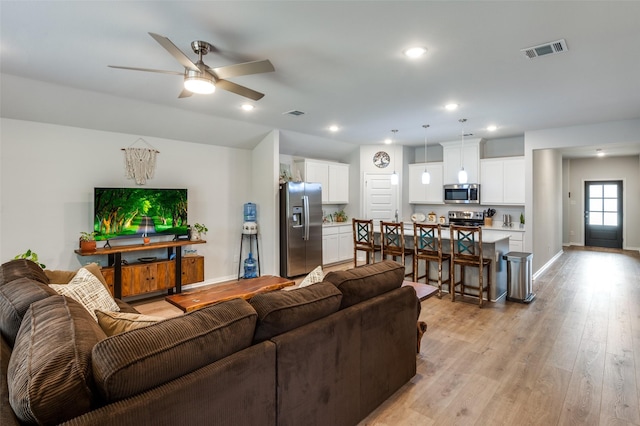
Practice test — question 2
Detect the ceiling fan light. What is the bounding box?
[458,168,468,184]
[390,171,399,185]
[184,74,215,94]
[421,170,431,185]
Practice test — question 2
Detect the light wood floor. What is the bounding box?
[132,248,640,426]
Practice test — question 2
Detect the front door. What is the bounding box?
[584,180,623,249]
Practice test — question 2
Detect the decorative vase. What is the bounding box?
[79,240,96,253]
[143,237,150,245]
[191,232,201,241]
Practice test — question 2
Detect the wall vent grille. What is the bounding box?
[521,39,568,59]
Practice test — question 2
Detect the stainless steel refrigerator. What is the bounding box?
[280,182,323,278]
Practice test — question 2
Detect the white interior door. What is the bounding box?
[364,173,399,221]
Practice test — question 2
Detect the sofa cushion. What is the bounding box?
[92,297,258,402]
[95,310,164,336]
[46,263,109,288]
[44,268,77,284]
[323,260,405,309]
[50,267,120,321]
[250,282,343,343]
[0,277,57,347]
[0,259,49,286]
[8,295,106,425]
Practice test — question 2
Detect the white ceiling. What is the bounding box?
[1,1,639,160]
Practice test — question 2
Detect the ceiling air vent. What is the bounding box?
[283,110,305,116]
[521,39,568,59]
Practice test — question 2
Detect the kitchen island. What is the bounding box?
[375,224,509,301]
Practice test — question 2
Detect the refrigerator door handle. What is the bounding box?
[303,195,310,240]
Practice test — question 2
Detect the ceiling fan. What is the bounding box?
[109,32,274,101]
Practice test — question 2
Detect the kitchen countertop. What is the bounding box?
[322,221,351,227]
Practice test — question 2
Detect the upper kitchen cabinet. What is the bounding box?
[295,159,349,204]
[440,139,483,184]
[408,162,444,204]
[480,157,525,205]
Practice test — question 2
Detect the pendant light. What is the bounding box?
[458,118,468,184]
[390,129,399,185]
[421,124,431,184]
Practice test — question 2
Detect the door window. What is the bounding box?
[587,183,618,226]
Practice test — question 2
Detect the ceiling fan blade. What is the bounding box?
[211,60,275,80]
[215,79,265,101]
[178,88,193,99]
[148,32,199,72]
[108,65,183,75]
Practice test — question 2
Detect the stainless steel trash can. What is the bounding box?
[503,252,534,303]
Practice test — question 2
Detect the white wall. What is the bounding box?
[251,130,280,275]
[564,155,639,250]
[0,118,252,284]
[531,149,563,271]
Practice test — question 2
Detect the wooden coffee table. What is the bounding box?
[165,275,295,313]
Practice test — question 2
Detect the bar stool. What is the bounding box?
[449,225,492,308]
[380,221,413,279]
[413,223,451,298]
[352,218,381,268]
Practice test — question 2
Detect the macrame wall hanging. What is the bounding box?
[122,138,159,185]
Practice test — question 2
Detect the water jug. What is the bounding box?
[243,252,257,278]
[244,202,257,222]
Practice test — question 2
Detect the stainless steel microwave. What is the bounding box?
[443,183,480,204]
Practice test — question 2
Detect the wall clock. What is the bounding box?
[373,151,390,168]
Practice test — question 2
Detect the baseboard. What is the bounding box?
[533,250,563,280]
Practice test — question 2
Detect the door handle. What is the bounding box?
[303,196,310,240]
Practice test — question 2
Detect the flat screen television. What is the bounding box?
[93,187,188,241]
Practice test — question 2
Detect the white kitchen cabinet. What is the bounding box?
[480,157,525,205]
[322,224,353,265]
[338,231,353,261]
[482,228,525,253]
[322,226,340,264]
[295,159,349,204]
[440,139,483,184]
[408,163,444,204]
[328,163,349,204]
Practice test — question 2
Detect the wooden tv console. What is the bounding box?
[75,240,205,299]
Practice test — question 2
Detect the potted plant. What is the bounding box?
[192,223,208,241]
[14,249,46,269]
[79,231,97,253]
[334,210,348,223]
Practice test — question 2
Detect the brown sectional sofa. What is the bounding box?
[1,259,417,426]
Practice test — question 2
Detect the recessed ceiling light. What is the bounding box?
[403,46,427,58]
[329,125,339,132]
[384,138,392,145]
[596,149,605,157]
[241,104,254,111]
[487,125,498,132]
[445,103,459,111]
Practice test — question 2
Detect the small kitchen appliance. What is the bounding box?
[443,183,480,204]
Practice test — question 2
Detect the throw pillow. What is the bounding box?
[49,267,120,321]
[95,310,164,336]
[298,265,324,288]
